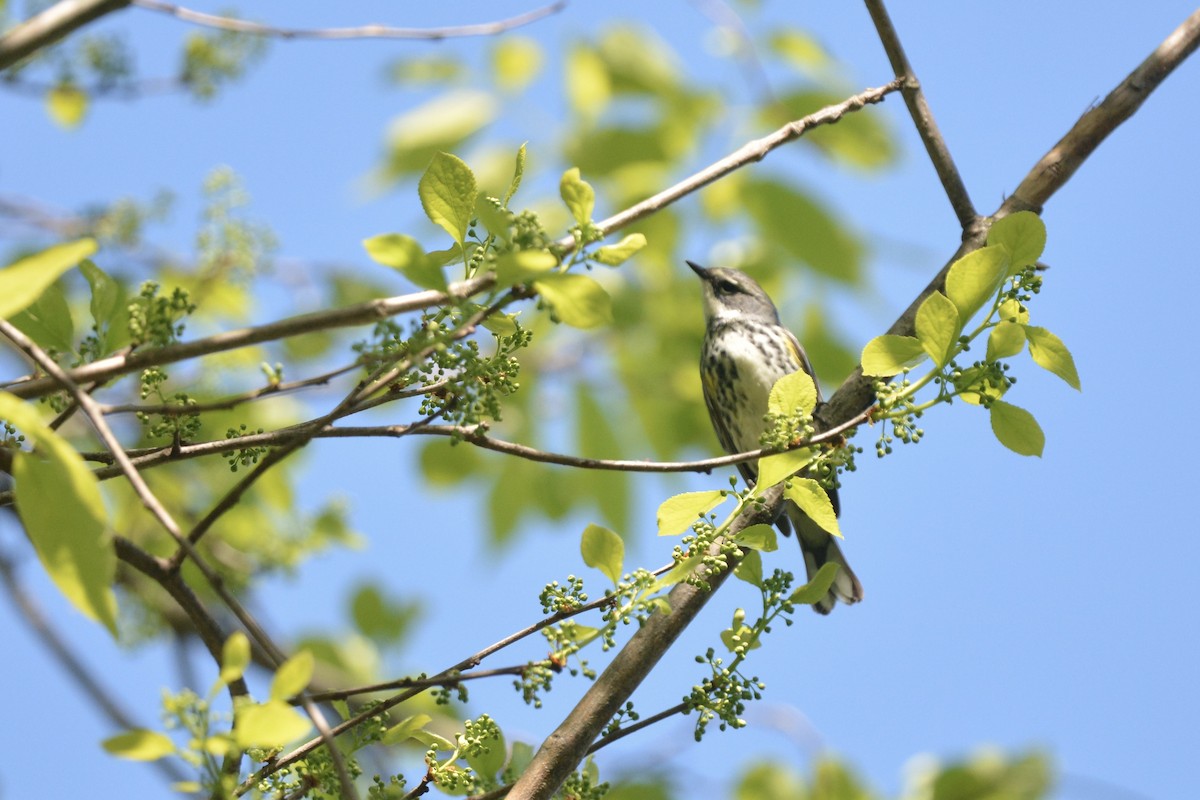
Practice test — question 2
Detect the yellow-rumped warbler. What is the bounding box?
[688,260,863,614]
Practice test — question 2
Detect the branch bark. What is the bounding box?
[0,0,131,71]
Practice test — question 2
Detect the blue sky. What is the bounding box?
[2,2,1198,799]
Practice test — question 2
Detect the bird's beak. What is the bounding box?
[686,260,709,280]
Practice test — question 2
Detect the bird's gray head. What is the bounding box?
[687,261,781,323]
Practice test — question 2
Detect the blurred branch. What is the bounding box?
[556,78,905,255]
[0,0,132,71]
[819,6,1200,433]
[863,0,978,232]
[131,0,567,41]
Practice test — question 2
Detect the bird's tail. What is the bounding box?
[786,505,864,615]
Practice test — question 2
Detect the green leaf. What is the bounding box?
[494,250,556,288]
[465,724,506,780]
[768,370,817,417]
[945,245,1010,323]
[575,384,630,533]
[0,392,117,636]
[80,260,129,352]
[1026,326,1081,390]
[581,523,624,584]
[492,36,543,91]
[560,167,595,225]
[988,210,1046,271]
[989,400,1045,457]
[381,713,435,746]
[734,523,778,552]
[46,83,88,129]
[270,650,314,701]
[592,233,647,266]
[533,273,613,329]
[790,562,840,605]
[783,478,841,538]
[0,238,97,320]
[998,298,1029,324]
[756,447,814,491]
[742,178,863,282]
[350,583,420,645]
[861,334,927,377]
[234,700,312,748]
[381,90,497,177]
[474,194,512,241]
[656,490,726,536]
[648,553,703,593]
[915,291,960,366]
[408,726,455,751]
[507,741,535,779]
[419,152,478,253]
[768,30,831,73]
[363,233,447,291]
[733,550,763,587]
[10,280,75,353]
[768,89,895,170]
[987,321,1027,361]
[218,632,251,688]
[504,143,527,207]
[102,730,176,761]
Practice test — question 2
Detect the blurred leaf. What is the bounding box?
[1025,326,1081,390]
[492,36,543,91]
[575,384,631,531]
[768,89,896,170]
[565,126,670,177]
[495,250,556,288]
[10,280,74,353]
[387,56,465,86]
[657,490,726,536]
[381,90,497,177]
[0,238,97,320]
[581,523,624,584]
[735,760,805,800]
[930,750,1052,800]
[419,439,482,487]
[783,478,840,538]
[565,46,611,116]
[363,233,447,291]
[101,730,175,761]
[742,179,862,283]
[419,152,478,254]
[768,29,833,74]
[861,334,926,377]
[234,700,312,748]
[533,274,613,329]
[0,392,117,636]
[351,583,421,645]
[218,632,251,688]
[46,83,88,129]
[269,650,314,701]
[592,233,647,266]
[80,259,130,352]
[989,400,1044,457]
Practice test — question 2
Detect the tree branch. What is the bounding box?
[131,0,567,41]
[0,0,132,71]
[863,0,978,231]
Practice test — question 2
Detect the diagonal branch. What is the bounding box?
[131,0,567,41]
[0,0,132,71]
[819,6,1200,434]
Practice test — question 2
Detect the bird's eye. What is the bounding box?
[715,279,739,295]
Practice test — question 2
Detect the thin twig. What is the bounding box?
[299,665,534,704]
[863,0,978,231]
[555,79,904,254]
[132,0,567,41]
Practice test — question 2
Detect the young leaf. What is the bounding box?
[734,523,779,552]
[102,730,176,761]
[218,632,251,688]
[0,238,97,320]
[783,478,841,538]
[997,298,1030,324]
[560,167,595,225]
[768,370,817,417]
[363,233,448,291]
[10,280,75,353]
[0,392,117,635]
[46,83,88,129]
[382,713,435,746]
[647,553,703,593]
[269,650,314,702]
[419,152,477,252]
[591,233,647,266]
[861,334,927,377]
[1026,326,1081,390]
[80,260,129,351]
[914,291,961,366]
[790,562,840,605]
[987,320,1027,361]
[756,447,814,491]
[733,550,764,587]
[474,194,512,241]
[533,273,613,329]
[494,250,556,288]
[657,490,726,536]
[988,210,1046,271]
[945,245,1009,323]
[465,724,506,780]
[234,700,312,748]
[504,142,527,207]
[989,400,1045,457]
[581,523,624,584]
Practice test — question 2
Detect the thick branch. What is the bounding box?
[818,7,1200,432]
[131,0,566,41]
[0,0,131,71]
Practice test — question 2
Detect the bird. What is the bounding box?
[688,260,863,614]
